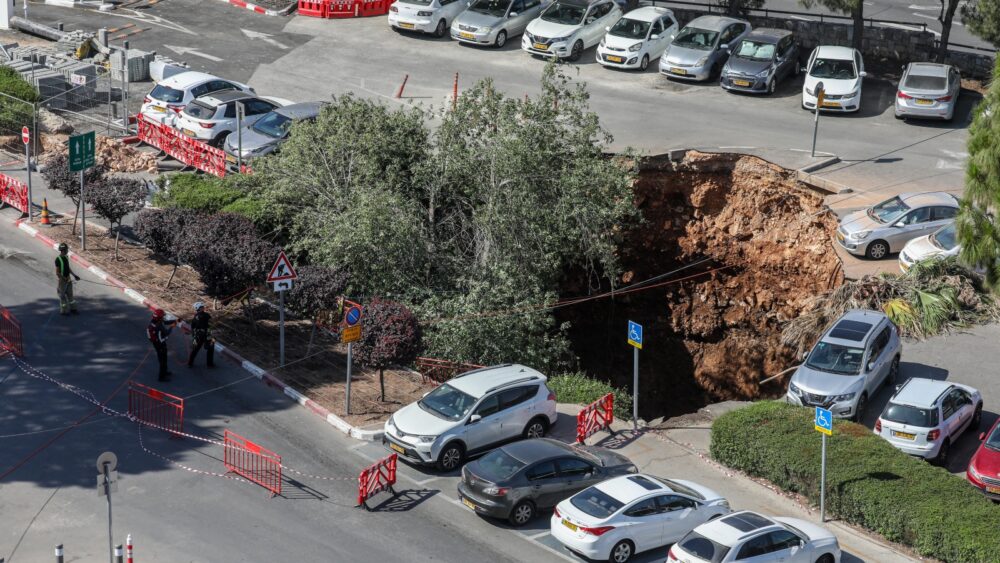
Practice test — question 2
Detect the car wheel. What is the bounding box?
[523,417,548,439]
[865,240,890,260]
[436,443,464,471]
[434,19,447,38]
[935,439,950,465]
[211,132,228,148]
[639,54,649,71]
[852,392,868,423]
[609,539,634,563]
[815,555,835,563]
[494,30,507,48]
[887,356,900,386]
[970,403,983,433]
[767,78,776,95]
[508,500,535,526]
[710,62,720,81]
[794,62,800,77]
[568,40,583,62]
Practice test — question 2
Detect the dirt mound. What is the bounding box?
[560,152,842,419]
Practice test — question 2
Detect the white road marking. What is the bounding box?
[111,9,197,35]
[879,22,941,36]
[163,45,224,62]
[527,531,550,539]
[908,3,938,9]
[241,28,289,50]
[718,146,755,150]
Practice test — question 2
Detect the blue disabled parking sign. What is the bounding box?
[814,406,833,436]
[627,321,642,349]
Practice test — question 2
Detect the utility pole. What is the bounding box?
[96,452,118,563]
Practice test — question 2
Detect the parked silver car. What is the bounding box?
[658,15,750,81]
[895,62,961,121]
[836,191,960,259]
[720,28,799,95]
[452,0,547,48]
[223,102,324,171]
[786,309,902,421]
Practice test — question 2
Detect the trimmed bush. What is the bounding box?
[547,372,633,421]
[710,401,1000,562]
[154,173,243,213]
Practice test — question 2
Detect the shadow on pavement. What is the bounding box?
[370,488,438,512]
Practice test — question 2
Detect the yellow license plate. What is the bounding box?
[562,518,578,532]
[987,486,1000,494]
[836,231,845,242]
[533,43,549,51]
[225,154,237,163]
[733,79,751,87]
[399,22,415,29]
[670,67,687,75]
[915,99,934,106]
[151,106,166,113]
[821,101,841,108]
[389,442,405,454]
[462,497,477,510]
[892,431,916,440]
[606,55,623,63]
[459,31,475,39]
[182,128,196,137]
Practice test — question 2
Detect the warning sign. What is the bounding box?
[267,251,298,283]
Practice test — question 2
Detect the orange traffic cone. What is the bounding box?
[40,198,51,225]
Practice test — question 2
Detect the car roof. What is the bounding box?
[743,28,792,43]
[195,90,256,106]
[684,15,747,31]
[907,62,951,77]
[623,6,672,22]
[821,309,885,346]
[594,474,670,503]
[447,364,546,398]
[274,102,325,119]
[501,438,574,462]
[693,511,778,547]
[892,378,954,408]
[900,191,960,208]
[815,45,855,60]
[558,0,606,8]
[160,71,219,88]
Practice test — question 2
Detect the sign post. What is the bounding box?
[69,131,95,250]
[96,451,118,563]
[814,406,832,522]
[22,126,32,222]
[811,81,825,158]
[342,303,362,416]
[627,320,642,430]
[266,250,298,367]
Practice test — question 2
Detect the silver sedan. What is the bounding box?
[452,0,548,48]
[836,191,959,260]
[895,62,961,121]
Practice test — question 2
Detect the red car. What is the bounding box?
[967,417,1000,500]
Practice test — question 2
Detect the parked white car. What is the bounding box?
[899,222,961,273]
[875,378,983,464]
[383,364,557,471]
[669,511,841,563]
[140,71,252,126]
[552,474,730,563]
[522,0,622,62]
[172,91,280,147]
[595,6,677,71]
[389,0,467,37]
[801,45,866,113]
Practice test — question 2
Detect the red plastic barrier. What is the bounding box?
[0,304,24,357]
[128,381,184,435]
[357,453,397,509]
[224,429,282,496]
[414,357,484,385]
[137,116,230,178]
[0,173,28,214]
[576,392,614,443]
[327,0,359,18]
[358,0,392,16]
[298,0,328,16]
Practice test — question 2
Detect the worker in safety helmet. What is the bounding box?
[187,301,215,368]
[54,242,80,315]
[147,309,176,381]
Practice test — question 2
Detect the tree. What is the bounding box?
[715,0,765,17]
[937,0,968,60]
[958,58,1000,287]
[799,0,864,50]
[962,0,1000,47]
[177,212,277,300]
[134,208,203,288]
[284,264,351,355]
[87,177,147,259]
[352,298,422,401]
[40,152,106,235]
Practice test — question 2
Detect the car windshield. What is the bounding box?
[929,222,958,251]
[570,487,624,518]
[805,341,865,375]
[149,84,184,103]
[986,424,1000,451]
[672,27,717,50]
[868,196,910,224]
[475,449,526,481]
[677,532,731,563]
[184,100,217,119]
[609,18,650,39]
[734,39,775,61]
[903,73,947,91]
[469,0,509,17]
[418,383,476,420]
[401,0,433,5]
[810,57,857,80]
[251,112,293,139]
[882,403,939,427]
[541,2,586,25]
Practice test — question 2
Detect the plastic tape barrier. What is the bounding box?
[576,392,614,443]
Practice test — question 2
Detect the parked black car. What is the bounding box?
[720,28,800,95]
[456,438,636,526]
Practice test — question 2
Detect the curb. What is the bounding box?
[223,0,297,16]
[10,216,382,442]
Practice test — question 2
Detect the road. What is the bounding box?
[0,211,557,562]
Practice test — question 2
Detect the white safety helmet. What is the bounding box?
[194,301,205,311]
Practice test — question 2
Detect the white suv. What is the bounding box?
[383,364,558,471]
[668,511,841,563]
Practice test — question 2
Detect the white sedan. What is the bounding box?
[669,511,841,563]
[551,474,730,563]
[388,0,466,37]
[801,45,866,113]
[595,6,677,71]
[899,221,960,273]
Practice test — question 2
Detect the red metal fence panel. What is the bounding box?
[298,0,328,16]
[414,357,484,385]
[0,304,24,357]
[0,173,28,214]
[224,429,282,496]
[137,116,229,178]
[576,393,614,443]
[357,453,397,509]
[128,381,184,435]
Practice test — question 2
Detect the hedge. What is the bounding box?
[154,173,242,212]
[547,372,633,421]
[710,401,1000,562]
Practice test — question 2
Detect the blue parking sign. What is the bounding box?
[814,406,833,436]
[627,321,642,349]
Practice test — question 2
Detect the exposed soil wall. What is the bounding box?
[559,151,843,419]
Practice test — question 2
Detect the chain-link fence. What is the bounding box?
[0,90,35,167]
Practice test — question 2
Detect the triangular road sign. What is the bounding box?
[267,250,298,282]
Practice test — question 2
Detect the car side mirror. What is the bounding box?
[509,11,517,16]
[650,33,659,39]
[422,391,431,398]
[468,414,482,425]
[867,362,876,373]
[586,17,595,24]
[981,432,987,441]
[605,25,610,31]
[719,43,728,51]
[895,384,902,391]
[800,350,808,360]
[859,71,867,78]
[801,66,807,73]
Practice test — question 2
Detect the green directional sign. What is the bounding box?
[69,131,95,172]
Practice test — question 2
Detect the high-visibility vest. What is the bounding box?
[56,255,71,278]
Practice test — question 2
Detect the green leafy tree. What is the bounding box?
[715,0,765,17]
[963,0,1000,47]
[352,298,422,401]
[799,0,864,49]
[40,152,106,235]
[87,177,147,259]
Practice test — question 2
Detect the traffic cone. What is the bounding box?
[40,198,51,225]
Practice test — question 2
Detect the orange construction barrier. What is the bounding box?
[128,381,185,435]
[0,303,24,357]
[576,393,614,443]
[224,429,282,496]
[0,173,28,214]
[357,453,397,509]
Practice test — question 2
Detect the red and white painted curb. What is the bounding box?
[223,0,297,16]
[10,217,382,442]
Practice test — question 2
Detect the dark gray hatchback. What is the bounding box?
[720,28,800,95]
[457,438,636,527]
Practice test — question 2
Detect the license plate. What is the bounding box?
[533,43,549,51]
[561,518,578,532]
[606,55,623,63]
[915,99,934,106]
[225,154,237,163]
[892,430,916,440]
[462,497,477,510]
[151,106,166,113]
[459,31,475,40]
[821,101,841,108]
[733,79,751,87]
[987,486,1000,494]
[399,22,414,29]
[836,231,845,242]
[389,442,405,454]
[670,67,687,75]
[182,128,196,137]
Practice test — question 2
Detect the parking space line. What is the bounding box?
[526,531,550,540]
